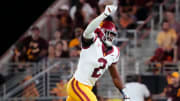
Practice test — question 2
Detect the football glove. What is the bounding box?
[104,5,117,16]
[120,88,131,101]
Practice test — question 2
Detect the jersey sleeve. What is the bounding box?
[112,47,120,64]
[81,32,97,49]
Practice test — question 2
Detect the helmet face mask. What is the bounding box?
[101,25,117,47]
[98,21,117,47]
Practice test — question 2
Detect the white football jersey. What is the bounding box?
[74,33,120,86]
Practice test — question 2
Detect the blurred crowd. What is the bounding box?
[1,0,180,101]
[12,0,159,63]
[147,10,180,75]
[11,0,180,76]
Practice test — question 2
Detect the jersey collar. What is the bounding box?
[102,43,114,56]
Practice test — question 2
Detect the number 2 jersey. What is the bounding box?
[74,28,120,86]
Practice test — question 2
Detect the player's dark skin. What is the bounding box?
[109,63,124,91]
[103,33,125,90]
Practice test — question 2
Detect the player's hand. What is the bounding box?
[120,88,131,101]
[104,5,117,16]
[122,95,131,101]
[123,98,131,101]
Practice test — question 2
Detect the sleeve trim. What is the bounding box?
[81,35,97,49]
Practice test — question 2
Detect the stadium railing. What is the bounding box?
[0,58,76,101]
[0,57,175,101]
[0,62,46,98]
[175,0,180,21]
[118,14,154,58]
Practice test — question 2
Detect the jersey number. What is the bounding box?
[91,58,107,78]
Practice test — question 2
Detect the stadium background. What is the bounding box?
[0,0,180,101]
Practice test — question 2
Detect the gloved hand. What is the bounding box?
[120,88,131,101]
[104,5,117,16]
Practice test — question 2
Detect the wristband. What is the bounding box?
[119,88,128,99]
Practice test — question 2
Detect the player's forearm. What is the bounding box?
[113,77,130,99]
[83,13,107,39]
[109,64,125,90]
[113,77,124,90]
[109,64,130,99]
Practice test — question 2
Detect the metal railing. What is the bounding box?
[175,0,180,21]
[0,62,46,99]
[0,57,177,100]
[117,14,155,58]
[0,58,76,101]
[98,57,179,101]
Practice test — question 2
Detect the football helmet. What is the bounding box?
[100,21,117,47]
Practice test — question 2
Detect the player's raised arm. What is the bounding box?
[83,5,117,39]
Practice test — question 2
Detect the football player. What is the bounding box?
[66,5,130,101]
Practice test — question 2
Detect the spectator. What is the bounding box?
[70,0,94,26]
[69,27,83,57]
[74,3,86,28]
[49,29,68,46]
[119,0,137,17]
[135,0,154,21]
[125,75,151,101]
[56,5,73,40]
[163,72,180,101]
[117,0,137,30]
[86,0,99,14]
[14,26,48,62]
[69,47,80,57]
[69,27,83,48]
[119,13,137,29]
[21,75,39,101]
[165,10,180,60]
[51,80,68,101]
[49,29,62,45]
[55,41,69,58]
[47,44,56,62]
[69,0,77,7]
[149,20,177,63]
[165,10,180,35]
